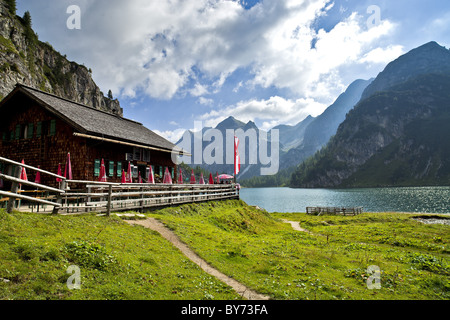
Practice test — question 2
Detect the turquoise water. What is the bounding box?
[239,187,450,214]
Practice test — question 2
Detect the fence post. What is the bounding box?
[106,185,113,216]
[139,186,144,213]
[6,166,22,213]
[52,180,67,215]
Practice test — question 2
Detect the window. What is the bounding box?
[49,120,56,136]
[117,162,122,177]
[142,149,150,162]
[133,147,141,161]
[109,161,115,177]
[94,159,100,177]
[36,122,42,138]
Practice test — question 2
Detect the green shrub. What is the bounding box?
[64,240,116,271]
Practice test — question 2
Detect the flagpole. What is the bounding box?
[234,136,238,185]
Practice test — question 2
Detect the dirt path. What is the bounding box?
[125,218,270,301]
[281,219,312,234]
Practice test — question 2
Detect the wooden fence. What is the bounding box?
[306,206,363,216]
[0,156,240,215]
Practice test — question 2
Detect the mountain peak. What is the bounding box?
[361,41,450,100]
[215,116,246,130]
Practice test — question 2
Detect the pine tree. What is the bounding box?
[22,11,37,45]
[5,0,17,16]
[108,90,113,100]
[23,11,32,29]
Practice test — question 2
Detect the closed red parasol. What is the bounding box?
[190,169,196,184]
[20,160,28,181]
[64,153,73,180]
[99,159,107,182]
[148,166,155,184]
[127,162,132,183]
[121,169,127,184]
[208,173,214,185]
[56,164,62,182]
[199,173,205,185]
[35,165,41,184]
[163,167,173,184]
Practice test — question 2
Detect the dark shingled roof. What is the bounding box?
[9,84,176,152]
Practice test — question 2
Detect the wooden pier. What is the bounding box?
[0,157,239,215]
[306,206,363,216]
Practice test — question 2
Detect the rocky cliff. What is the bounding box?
[0,0,122,115]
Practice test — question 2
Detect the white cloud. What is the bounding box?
[42,0,397,103]
[26,0,402,128]
[153,128,186,144]
[199,96,327,129]
[198,97,214,106]
[190,83,210,97]
[359,45,404,64]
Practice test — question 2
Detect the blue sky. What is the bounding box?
[17,0,450,142]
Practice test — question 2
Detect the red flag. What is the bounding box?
[148,166,155,184]
[56,164,62,182]
[64,153,73,180]
[190,169,196,184]
[234,136,240,176]
[35,165,41,184]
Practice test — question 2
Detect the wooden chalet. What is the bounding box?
[0,84,182,188]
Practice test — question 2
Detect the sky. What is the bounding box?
[16,0,450,143]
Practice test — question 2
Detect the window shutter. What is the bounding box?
[49,120,56,136]
[15,125,21,140]
[117,162,122,177]
[27,123,34,139]
[94,159,100,177]
[109,161,115,177]
[36,122,42,137]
